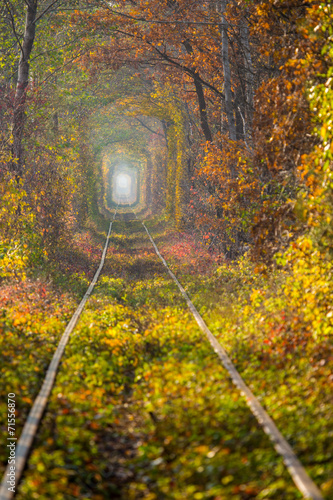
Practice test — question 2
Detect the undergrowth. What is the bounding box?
[145,219,333,499]
[0,216,331,499]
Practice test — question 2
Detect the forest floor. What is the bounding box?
[0,216,332,499]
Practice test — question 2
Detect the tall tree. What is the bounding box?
[220,0,236,141]
[11,0,38,176]
[183,40,212,142]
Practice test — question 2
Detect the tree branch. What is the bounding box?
[134,117,166,138]
[4,0,24,54]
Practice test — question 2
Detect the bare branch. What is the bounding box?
[3,0,24,54]
[134,117,166,138]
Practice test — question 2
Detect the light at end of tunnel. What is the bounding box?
[115,173,131,196]
[116,173,131,191]
[112,169,138,205]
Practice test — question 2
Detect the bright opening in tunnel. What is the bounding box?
[116,173,131,196]
[111,166,138,205]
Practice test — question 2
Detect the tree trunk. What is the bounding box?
[146,155,153,205]
[220,0,236,141]
[12,0,38,177]
[183,40,212,142]
[192,73,212,142]
[240,17,254,142]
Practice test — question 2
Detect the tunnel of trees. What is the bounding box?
[0,0,332,262]
[1,2,333,499]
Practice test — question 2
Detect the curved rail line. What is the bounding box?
[132,213,323,500]
[0,210,118,500]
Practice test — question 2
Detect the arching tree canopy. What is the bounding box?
[1,2,333,499]
[1,1,330,253]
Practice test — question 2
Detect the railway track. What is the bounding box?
[0,209,118,500]
[0,211,325,500]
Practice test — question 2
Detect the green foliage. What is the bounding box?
[302,2,333,253]
[0,175,42,281]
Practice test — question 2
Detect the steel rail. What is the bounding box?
[140,219,324,500]
[0,209,117,500]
